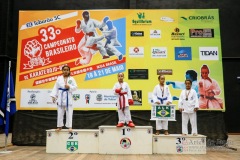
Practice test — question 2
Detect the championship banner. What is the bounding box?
[16,9,225,111]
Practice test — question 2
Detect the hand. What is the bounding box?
[194,108,198,112]
[155,102,160,105]
[65,84,70,89]
[52,97,56,103]
[76,20,81,28]
[115,88,121,93]
[128,99,134,105]
[103,16,109,23]
[166,101,171,105]
[179,108,184,112]
[199,81,203,88]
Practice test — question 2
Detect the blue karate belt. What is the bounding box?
[59,88,69,110]
[157,97,167,104]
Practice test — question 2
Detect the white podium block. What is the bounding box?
[46,129,99,153]
[153,134,207,154]
[98,126,152,154]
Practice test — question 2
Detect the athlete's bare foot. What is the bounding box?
[55,127,62,132]
[68,128,73,133]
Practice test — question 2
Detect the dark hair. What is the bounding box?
[158,74,164,80]
[185,79,192,84]
[186,70,197,81]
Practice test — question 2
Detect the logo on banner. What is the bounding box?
[28,94,38,104]
[23,39,52,69]
[160,17,174,22]
[66,141,78,152]
[96,94,103,101]
[151,47,167,58]
[130,31,144,37]
[189,29,214,38]
[150,30,161,38]
[181,15,214,22]
[85,94,90,104]
[171,28,185,40]
[120,138,131,149]
[199,47,219,60]
[132,12,152,25]
[129,47,144,57]
[176,145,183,153]
[175,47,192,60]
[72,94,80,101]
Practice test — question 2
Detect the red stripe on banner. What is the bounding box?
[32,57,126,86]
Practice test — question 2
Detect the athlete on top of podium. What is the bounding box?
[178,79,199,136]
[113,72,135,127]
[152,75,172,135]
[50,65,78,132]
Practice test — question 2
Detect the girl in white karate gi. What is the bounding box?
[179,79,199,136]
[51,65,78,132]
[152,75,172,135]
[113,72,135,127]
[198,64,223,109]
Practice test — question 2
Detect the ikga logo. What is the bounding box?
[28,94,38,104]
[130,31,144,37]
[129,47,144,57]
[151,47,167,58]
[66,141,78,152]
[199,47,219,60]
[132,12,152,25]
[120,138,131,149]
[176,145,183,153]
[189,29,214,38]
[150,30,161,38]
[171,28,185,40]
[175,47,192,60]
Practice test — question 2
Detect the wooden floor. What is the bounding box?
[0,134,239,160]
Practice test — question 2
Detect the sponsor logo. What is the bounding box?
[175,47,192,60]
[199,47,219,60]
[72,94,80,101]
[130,31,144,37]
[151,47,167,58]
[150,30,161,38]
[28,94,38,104]
[129,47,144,57]
[120,138,131,149]
[189,29,214,38]
[157,69,173,75]
[132,12,152,25]
[171,28,185,40]
[66,141,78,152]
[176,145,183,153]
[181,15,214,22]
[85,94,90,104]
[160,16,174,22]
[96,94,103,101]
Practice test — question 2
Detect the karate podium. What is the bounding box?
[150,104,176,121]
[153,134,207,154]
[46,129,99,153]
[98,126,153,154]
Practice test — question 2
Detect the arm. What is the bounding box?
[166,86,172,104]
[68,77,78,92]
[193,90,199,111]
[152,86,160,104]
[178,90,184,112]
